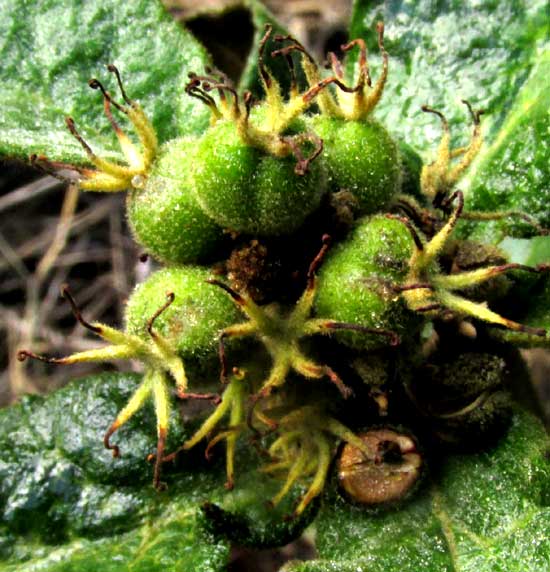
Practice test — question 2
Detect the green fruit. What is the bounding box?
[127,137,225,264]
[192,120,326,236]
[125,266,242,365]
[310,116,401,214]
[315,215,419,349]
[39,70,225,265]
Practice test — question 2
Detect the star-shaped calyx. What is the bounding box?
[161,367,248,491]
[209,235,400,405]
[387,101,549,335]
[260,402,380,516]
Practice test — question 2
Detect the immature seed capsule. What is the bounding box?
[186,25,332,236]
[316,194,549,348]
[192,118,326,236]
[127,136,226,264]
[291,22,401,214]
[17,266,244,490]
[337,428,422,506]
[34,66,225,265]
[125,266,242,368]
[309,115,401,215]
[314,215,420,350]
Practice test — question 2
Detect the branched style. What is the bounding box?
[279,22,388,121]
[210,236,399,401]
[186,24,325,174]
[32,65,157,192]
[394,191,549,336]
[161,237,400,514]
[162,367,249,491]
[281,22,401,215]
[18,286,183,489]
[399,101,547,234]
[390,100,550,335]
[17,265,241,489]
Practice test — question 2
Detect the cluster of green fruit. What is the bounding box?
[20,24,549,517]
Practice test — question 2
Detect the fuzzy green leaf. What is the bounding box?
[0,372,230,571]
[285,408,550,572]
[463,47,550,239]
[0,0,211,164]
[348,1,549,236]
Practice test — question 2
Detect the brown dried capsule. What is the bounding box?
[337,428,422,506]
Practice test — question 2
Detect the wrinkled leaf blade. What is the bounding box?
[2,504,228,572]
[0,373,229,571]
[463,47,550,239]
[0,372,317,570]
[348,0,548,151]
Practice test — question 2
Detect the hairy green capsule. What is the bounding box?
[310,116,401,214]
[125,266,242,365]
[127,137,226,264]
[18,266,243,490]
[192,119,326,236]
[315,215,418,349]
[317,193,549,350]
